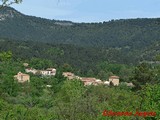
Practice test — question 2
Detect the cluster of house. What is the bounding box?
[25,68,56,76]
[62,72,121,86]
[14,63,56,83]
[14,63,134,87]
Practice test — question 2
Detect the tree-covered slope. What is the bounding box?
[1,38,160,77]
[0,7,160,49]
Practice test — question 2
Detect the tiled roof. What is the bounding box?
[109,76,119,79]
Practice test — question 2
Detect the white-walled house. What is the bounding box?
[41,68,56,76]
[109,76,120,86]
[104,81,110,85]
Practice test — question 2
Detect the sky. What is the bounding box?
[8,0,160,23]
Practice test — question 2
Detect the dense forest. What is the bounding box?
[0,39,134,80]
[1,38,160,71]
[0,7,160,49]
[1,7,160,64]
[0,6,160,120]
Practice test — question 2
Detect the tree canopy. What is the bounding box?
[0,0,22,8]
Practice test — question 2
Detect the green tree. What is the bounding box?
[54,80,86,119]
[0,0,22,7]
[139,84,160,119]
[59,80,85,102]
[0,51,12,62]
[30,76,43,97]
[154,54,160,61]
[1,75,20,96]
[97,70,108,80]
[30,58,53,69]
[62,63,73,72]
[87,69,94,77]
[132,63,156,90]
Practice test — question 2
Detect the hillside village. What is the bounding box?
[14,63,134,87]
[0,5,160,120]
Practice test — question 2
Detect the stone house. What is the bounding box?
[80,77,102,86]
[81,77,96,86]
[14,72,30,83]
[62,72,75,80]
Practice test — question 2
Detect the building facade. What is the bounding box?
[14,72,30,83]
[109,76,120,86]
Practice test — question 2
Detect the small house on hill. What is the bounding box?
[109,76,120,86]
[81,78,103,86]
[14,72,30,83]
[41,68,56,76]
[93,79,103,86]
[46,68,56,76]
[62,72,75,80]
[81,77,96,86]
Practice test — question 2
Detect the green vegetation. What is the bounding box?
[1,7,160,50]
[0,50,159,119]
[0,7,160,50]
[0,7,160,120]
[0,39,136,80]
[1,7,160,65]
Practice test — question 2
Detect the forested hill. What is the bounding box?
[0,7,160,49]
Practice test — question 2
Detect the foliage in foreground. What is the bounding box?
[0,60,159,120]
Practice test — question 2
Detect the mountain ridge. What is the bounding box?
[0,7,160,49]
